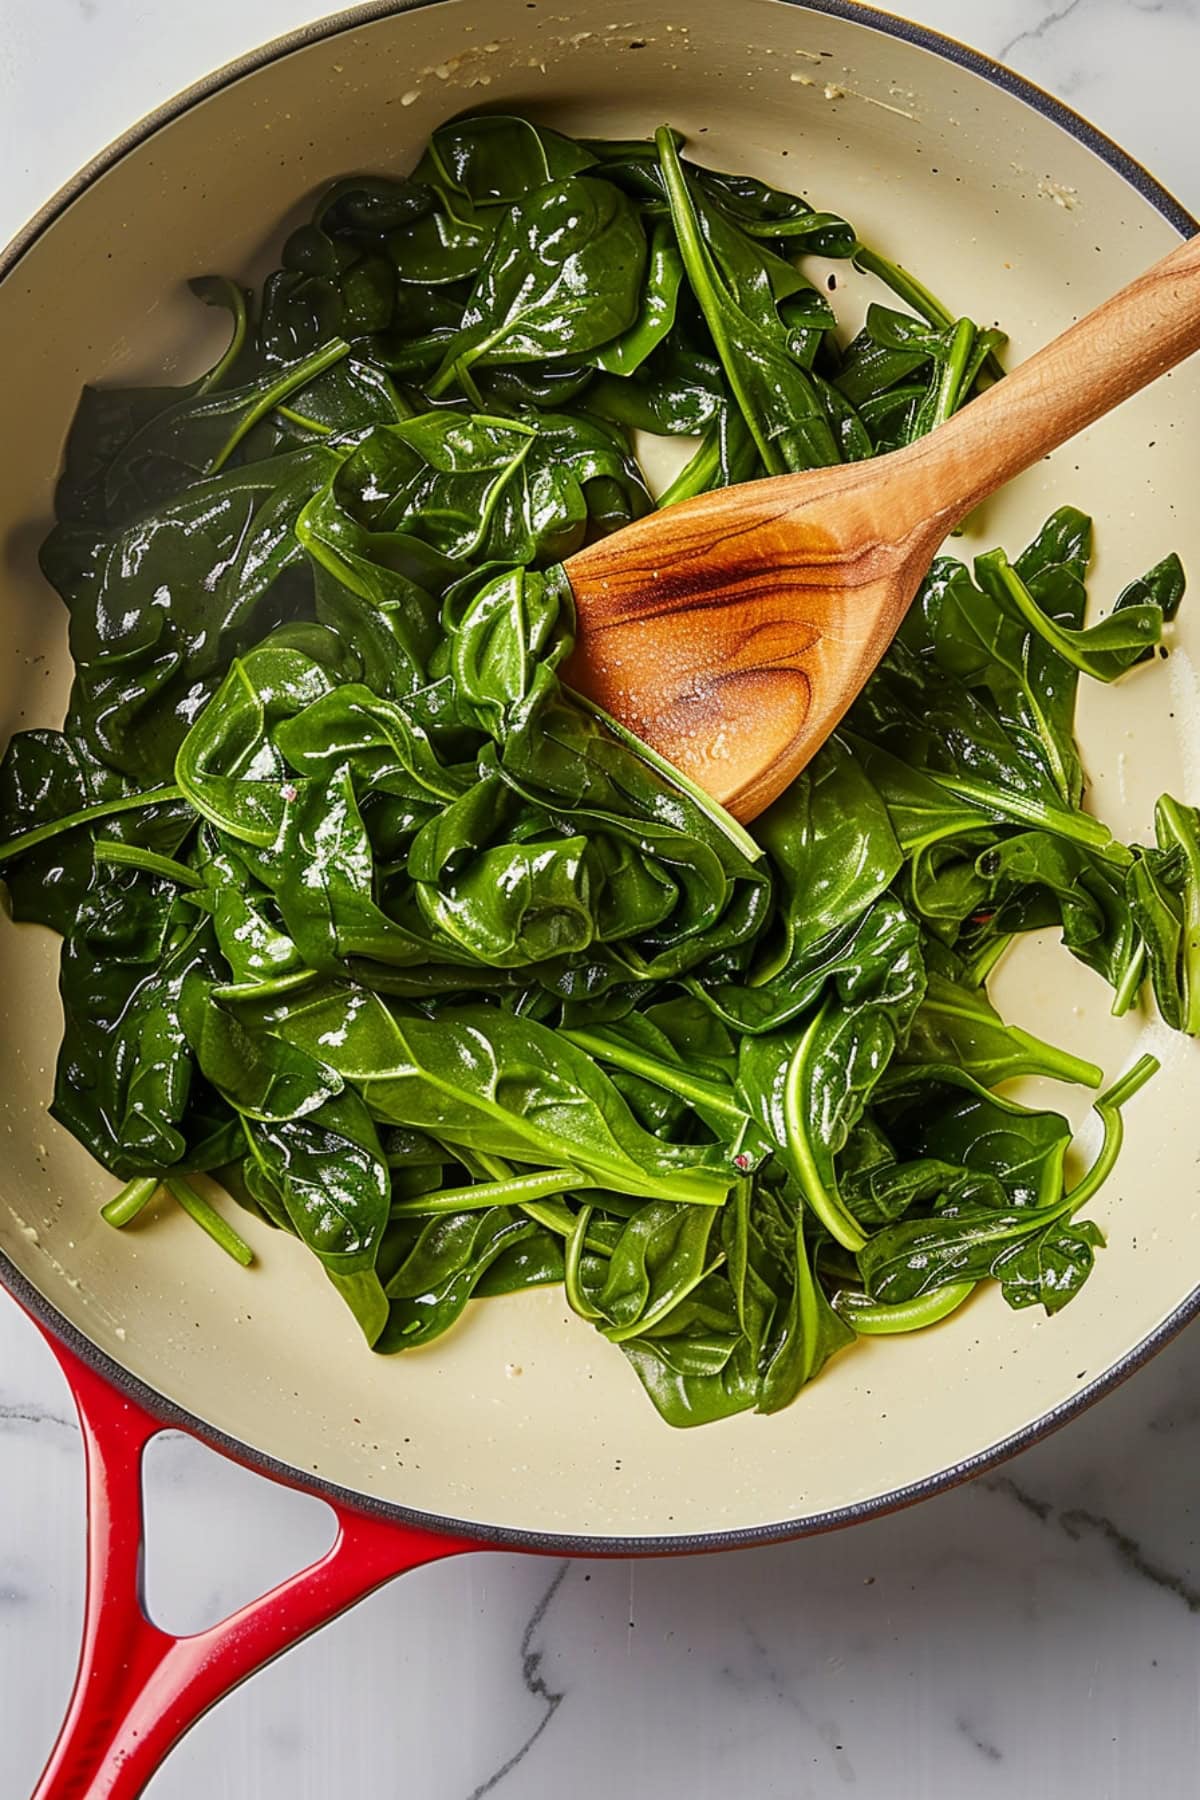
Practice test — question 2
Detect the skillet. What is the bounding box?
[2,3,1198,1792]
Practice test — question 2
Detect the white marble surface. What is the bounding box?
[3,2,1200,1795]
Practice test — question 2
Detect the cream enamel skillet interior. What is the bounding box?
[3,0,1200,1559]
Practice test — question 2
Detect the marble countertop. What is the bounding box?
[3,2,1200,1795]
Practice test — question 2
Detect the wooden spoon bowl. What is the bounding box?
[566,232,1200,821]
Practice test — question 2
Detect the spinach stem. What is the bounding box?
[211,969,318,1003]
[191,276,249,394]
[853,244,1006,383]
[516,1198,578,1236]
[853,243,956,330]
[1156,796,1200,1033]
[94,843,202,887]
[657,425,720,508]
[988,555,1150,683]
[456,360,487,410]
[0,784,184,866]
[390,1166,591,1215]
[207,338,351,474]
[835,1281,976,1333]
[461,1148,615,1246]
[101,1176,161,1228]
[1111,938,1147,1017]
[932,774,1130,865]
[164,1176,255,1266]
[1093,1051,1160,1114]
[654,126,782,475]
[274,404,334,435]
[930,318,977,428]
[464,1159,618,1245]
[428,348,486,400]
[566,685,764,863]
[782,1005,868,1253]
[565,1204,604,1320]
[963,934,1012,987]
[1063,1053,1159,1215]
[560,1026,746,1121]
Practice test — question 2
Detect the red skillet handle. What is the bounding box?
[29,1318,475,1800]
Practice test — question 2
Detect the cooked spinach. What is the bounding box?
[0,115,1186,1425]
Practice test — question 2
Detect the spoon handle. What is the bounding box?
[905,230,1200,524]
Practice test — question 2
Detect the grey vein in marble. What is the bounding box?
[985,1475,1200,1611]
[1129,0,1200,15]
[0,1399,77,1436]
[467,1562,570,1800]
[956,1716,1005,1763]
[738,1623,857,1784]
[999,0,1088,61]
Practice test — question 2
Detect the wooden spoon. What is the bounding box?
[563,233,1200,823]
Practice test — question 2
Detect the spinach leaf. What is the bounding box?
[992,1218,1105,1316]
[593,220,684,376]
[428,177,647,391]
[175,645,333,847]
[182,977,342,1123]
[735,898,925,1250]
[757,1197,855,1413]
[46,446,345,783]
[300,412,647,582]
[100,339,350,521]
[595,1202,722,1340]
[900,544,1085,805]
[417,115,597,207]
[0,730,193,936]
[972,831,1139,994]
[975,547,1172,683]
[891,968,1103,1091]
[890,1088,1072,1212]
[53,880,220,1178]
[377,1207,541,1351]
[244,1089,390,1275]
